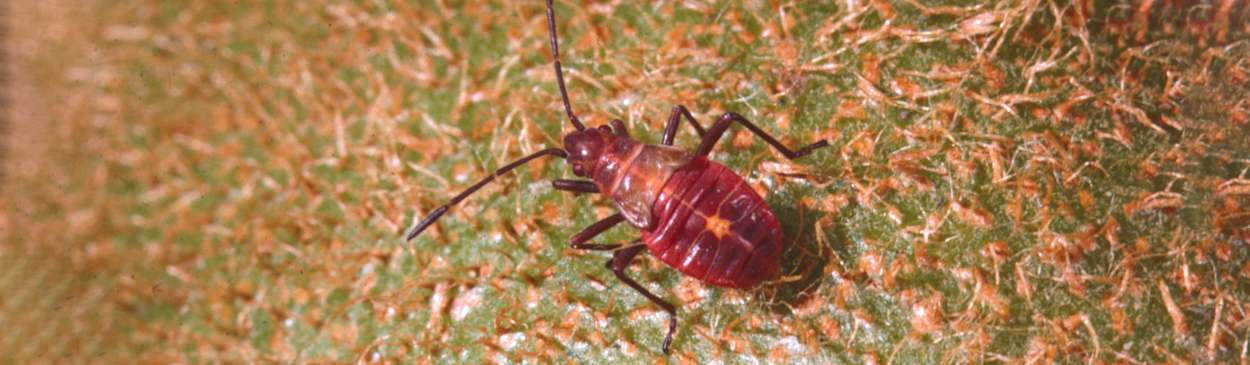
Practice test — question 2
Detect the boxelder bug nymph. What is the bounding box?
[406,0,830,354]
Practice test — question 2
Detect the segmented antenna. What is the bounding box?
[546,0,585,131]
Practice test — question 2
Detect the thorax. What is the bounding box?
[591,139,692,229]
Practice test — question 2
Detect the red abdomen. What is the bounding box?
[639,157,784,288]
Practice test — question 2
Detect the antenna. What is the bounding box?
[546,0,585,131]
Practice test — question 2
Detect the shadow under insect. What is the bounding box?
[757,191,850,311]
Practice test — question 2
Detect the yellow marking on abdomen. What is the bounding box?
[706,214,731,239]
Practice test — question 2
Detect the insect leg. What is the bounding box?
[610,119,630,138]
[406,148,569,241]
[552,179,600,193]
[661,105,707,145]
[694,112,829,159]
[610,243,678,355]
[569,213,626,251]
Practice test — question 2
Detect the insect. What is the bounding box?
[406,0,829,354]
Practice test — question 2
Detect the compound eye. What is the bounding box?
[597,125,611,133]
[572,164,585,176]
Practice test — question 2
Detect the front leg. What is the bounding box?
[611,119,630,138]
[694,112,828,159]
[569,213,625,251]
[661,105,707,146]
[553,179,599,193]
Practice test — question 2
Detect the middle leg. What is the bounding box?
[609,243,678,355]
